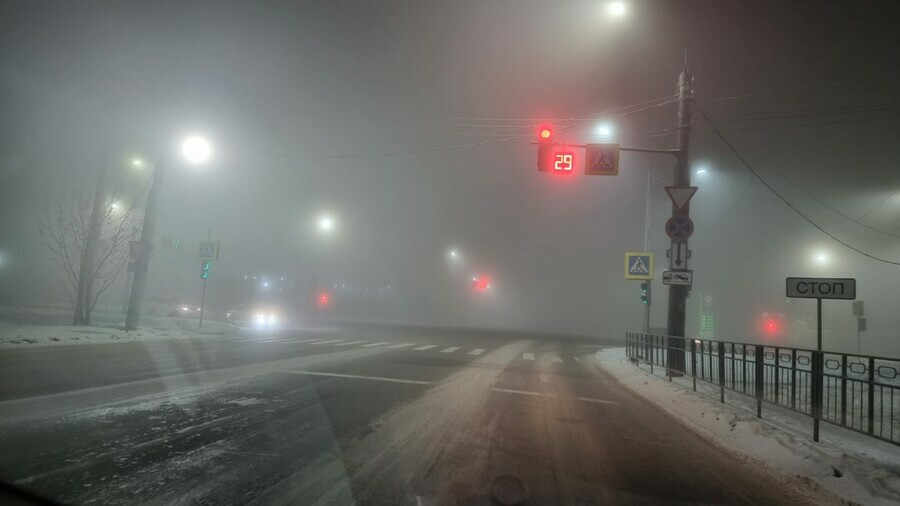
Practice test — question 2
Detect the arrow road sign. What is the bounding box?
[624,252,654,280]
[665,186,698,211]
[663,270,693,286]
[668,242,689,269]
[665,216,694,242]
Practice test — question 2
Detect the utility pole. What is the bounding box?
[125,162,166,331]
[643,168,652,333]
[666,60,694,373]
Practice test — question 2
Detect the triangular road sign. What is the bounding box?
[665,186,698,211]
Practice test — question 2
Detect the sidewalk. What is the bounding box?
[596,347,900,506]
[0,307,236,349]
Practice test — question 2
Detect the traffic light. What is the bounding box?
[537,125,553,172]
[200,260,211,280]
[640,282,651,305]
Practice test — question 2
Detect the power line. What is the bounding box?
[275,95,677,159]
[698,106,900,266]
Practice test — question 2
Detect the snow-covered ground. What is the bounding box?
[596,347,900,506]
[0,307,236,349]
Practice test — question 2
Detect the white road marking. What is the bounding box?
[293,339,328,343]
[440,347,460,353]
[333,340,368,346]
[491,388,619,405]
[310,340,344,345]
[491,388,556,397]
[468,348,486,355]
[551,355,564,363]
[413,345,438,351]
[257,338,291,343]
[523,353,535,361]
[577,396,620,405]
[362,342,391,347]
[283,370,433,385]
[388,343,415,349]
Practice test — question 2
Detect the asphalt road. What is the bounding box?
[0,325,820,505]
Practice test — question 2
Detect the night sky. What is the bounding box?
[1,1,899,352]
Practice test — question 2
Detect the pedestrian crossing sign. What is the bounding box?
[625,252,654,280]
[199,241,220,261]
[584,143,620,176]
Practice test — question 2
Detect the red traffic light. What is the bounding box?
[317,292,330,307]
[537,124,554,172]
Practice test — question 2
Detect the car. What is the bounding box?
[226,304,280,327]
[170,304,202,318]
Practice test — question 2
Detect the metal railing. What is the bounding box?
[625,332,900,446]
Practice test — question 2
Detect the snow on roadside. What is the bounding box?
[0,310,236,349]
[596,347,900,506]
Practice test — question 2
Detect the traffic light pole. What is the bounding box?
[125,161,166,331]
[199,230,211,329]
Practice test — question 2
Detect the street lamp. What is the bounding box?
[131,158,144,169]
[317,214,336,234]
[607,1,627,18]
[125,135,213,331]
[595,122,614,140]
[181,136,212,165]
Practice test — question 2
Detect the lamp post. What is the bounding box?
[125,136,211,330]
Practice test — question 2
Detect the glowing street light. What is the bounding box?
[813,251,829,266]
[695,167,708,176]
[595,122,614,139]
[316,213,336,234]
[132,158,144,169]
[181,136,212,165]
[607,1,627,18]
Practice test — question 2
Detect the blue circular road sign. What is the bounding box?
[665,216,694,242]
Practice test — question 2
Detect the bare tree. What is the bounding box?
[38,178,141,325]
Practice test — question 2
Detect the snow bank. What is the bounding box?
[0,308,236,349]
[596,347,900,506]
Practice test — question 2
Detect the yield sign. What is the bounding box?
[665,186,698,211]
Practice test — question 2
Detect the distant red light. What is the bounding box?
[759,313,784,338]
[473,276,491,291]
[318,292,330,307]
[540,128,551,139]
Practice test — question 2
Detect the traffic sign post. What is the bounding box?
[584,143,620,175]
[665,186,698,211]
[199,241,220,261]
[198,235,220,329]
[624,252,654,280]
[663,270,692,286]
[785,276,857,442]
[667,242,690,270]
[665,216,694,242]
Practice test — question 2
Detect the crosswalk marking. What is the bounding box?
[362,342,391,347]
[413,345,438,351]
[551,355,563,363]
[388,343,415,349]
[523,353,535,361]
[333,340,368,346]
[310,340,344,345]
[440,347,460,353]
[468,348,485,355]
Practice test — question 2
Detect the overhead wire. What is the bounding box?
[275,94,677,159]
[697,106,900,266]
